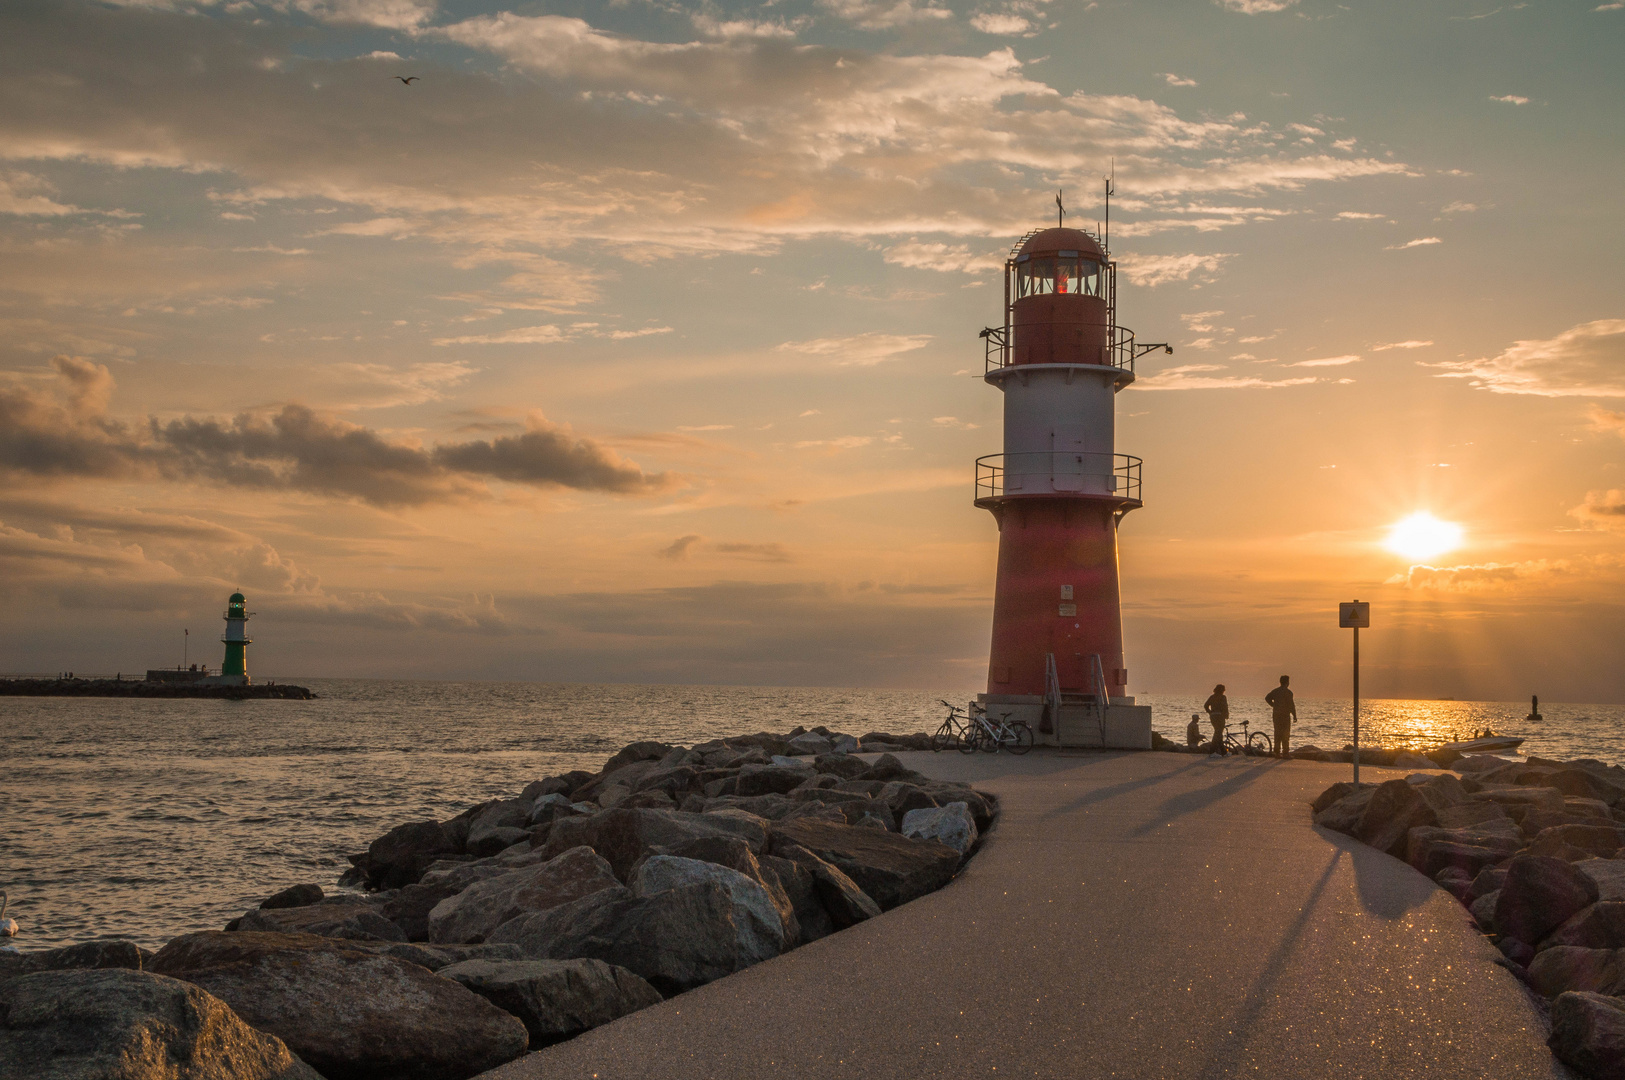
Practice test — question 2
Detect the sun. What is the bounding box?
[1385,512,1464,561]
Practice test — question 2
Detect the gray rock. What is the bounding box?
[1313,787,1377,835]
[737,765,817,797]
[1549,991,1625,1080]
[658,835,801,946]
[363,941,524,971]
[758,854,831,944]
[1529,946,1625,998]
[0,940,144,984]
[1393,752,1436,770]
[1529,823,1625,860]
[1453,754,1514,773]
[1434,866,1474,903]
[535,808,768,881]
[260,884,324,910]
[1404,824,1523,880]
[772,817,960,911]
[786,732,834,756]
[526,793,576,827]
[1354,779,1440,858]
[831,735,861,754]
[234,902,406,942]
[1581,860,1625,901]
[428,846,620,945]
[0,968,320,1080]
[772,841,882,928]
[1311,781,1371,815]
[1468,865,1509,902]
[438,958,662,1048]
[1470,889,1500,931]
[488,883,739,996]
[1544,902,1625,951]
[902,802,979,856]
[356,820,463,890]
[1495,855,1600,946]
[633,855,785,966]
[1436,801,1512,829]
[148,931,528,1080]
[770,754,816,769]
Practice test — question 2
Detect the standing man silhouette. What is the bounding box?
[1265,675,1296,757]
[1203,684,1229,755]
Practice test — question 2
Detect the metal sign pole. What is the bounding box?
[1352,619,1360,785]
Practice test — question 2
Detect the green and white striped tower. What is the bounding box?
[219,591,251,685]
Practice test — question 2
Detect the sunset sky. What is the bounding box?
[3,0,1623,701]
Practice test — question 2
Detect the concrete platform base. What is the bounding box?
[977,694,1152,749]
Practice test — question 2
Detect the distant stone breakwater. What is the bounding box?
[1314,752,1625,1079]
[0,726,993,1079]
[0,677,315,699]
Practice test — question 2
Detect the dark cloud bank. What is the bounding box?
[0,357,670,504]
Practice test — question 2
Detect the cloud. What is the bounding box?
[1390,560,1562,591]
[1129,364,1318,391]
[0,357,670,505]
[1160,73,1198,87]
[1216,0,1299,11]
[0,171,86,216]
[1118,253,1231,287]
[884,240,1002,274]
[1287,355,1361,367]
[1336,211,1385,220]
[1371,340,1433,351]
[1588,405,1625,437]
[1490,94,1530,105]
[716,541,793,562]
[777,333,932,366]
[1433,319,1625,397]
[1571,490,1625,529]
[1180,310,1225,332]
[282,0,438,30]
[932,416,980,429]
[1387,237,1443,249]
[659,534,702,559]
[970,12,1031,33]
[818,0,954,29]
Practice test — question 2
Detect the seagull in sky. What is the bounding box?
[394,76,419,85]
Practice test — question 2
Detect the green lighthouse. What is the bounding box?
[220,591,252,685]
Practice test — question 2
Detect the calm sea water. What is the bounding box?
[2,679,1620,950]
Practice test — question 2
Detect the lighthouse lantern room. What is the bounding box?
[973,201,1168,747]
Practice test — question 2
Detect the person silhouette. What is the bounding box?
[1186,714,1203,748]
[1265,676,1296,757]
[1203,684,1229,755]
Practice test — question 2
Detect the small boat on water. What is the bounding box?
[1436,735,1525,755]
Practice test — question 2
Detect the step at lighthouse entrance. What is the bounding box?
[973,203,1169,748]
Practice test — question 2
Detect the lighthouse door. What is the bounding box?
[1051,425,1087,491]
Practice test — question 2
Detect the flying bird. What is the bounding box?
[394,76,419,85]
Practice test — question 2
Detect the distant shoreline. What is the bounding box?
[0,677,314,700]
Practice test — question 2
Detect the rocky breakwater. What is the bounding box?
[1,726,994,1080]
[1313,753,1625,1080]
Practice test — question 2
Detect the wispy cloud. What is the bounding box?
[777,333,932,366]
[1130,364,1318,391]
[1387,237,1443,249]
[884,240,1001,274]
[1371,340,1433,351]
[1160,73,1198,87]
[1118,253,1231,287]
[970,12,1031,34]
[1572,490,1625,529]
[1216,0,1299,11]
[1490,94,1530,105]
[1433,319,1625,397]
[1287,355,1361,368]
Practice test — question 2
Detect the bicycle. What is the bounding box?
[1221,718,1273,756]
[966,709,1034,755]
[931,700,972,752]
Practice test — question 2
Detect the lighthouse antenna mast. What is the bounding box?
[1103,161,1114,257]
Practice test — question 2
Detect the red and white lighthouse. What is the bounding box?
[973,213,1167,745]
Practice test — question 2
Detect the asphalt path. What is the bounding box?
[475,751,1570,1079]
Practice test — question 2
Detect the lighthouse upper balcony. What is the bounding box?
[974,452,1142,509]
[982,323,1150,383]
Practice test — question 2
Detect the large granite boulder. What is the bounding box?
[261,884,324,910]
[1542,769,1625,806]
[487,883,739,996]
[1583,860,1625,902]
[0,940,144,984]
[633,855,785,966]
[759,853,834,943]
[233,901,406,942]
[148,931,528,1080]
[856,753,932,784]
[772,817,960,910]
[1529,823,1625,860]
[1353,779,1440,858]
[0,968,320,1080]
[736,765,816,797]
[786,732,834,756]
[1495,855,1601,947]
[1403,824,1524,880]
[1436,801,1513,829]
[812,752,869,780]
[1544,903,1625,951]
[427,846,620,944]
[1311,781,1370,815]
[1549,991,1625,1080]
[353,820,463,889]
[771,841,882,927]
[1313,786,1377,835]
[358,941,524,972]
[437,958,661,1048]
[537,808,768,880]
[1529,947,1625,998]
[660,834,801,945]
[902,802,979,856]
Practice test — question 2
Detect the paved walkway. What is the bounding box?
[476,751,1568,1079]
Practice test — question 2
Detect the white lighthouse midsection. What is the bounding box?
[995,365,1120,498]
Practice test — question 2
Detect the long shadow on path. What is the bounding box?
[1127,758,1286,837]
[1037,756,1213,821]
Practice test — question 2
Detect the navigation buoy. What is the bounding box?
[1526,694,1542,723]
[1,891,17,938]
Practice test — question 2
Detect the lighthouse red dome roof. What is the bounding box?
[1017,227,1105,260]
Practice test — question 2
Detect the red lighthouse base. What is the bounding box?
[980,497,1152,749]
[985,498,1126,697]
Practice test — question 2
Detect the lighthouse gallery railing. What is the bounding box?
[975,453,1142,504]
[981,324,1144,377]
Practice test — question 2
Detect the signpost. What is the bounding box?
[1339,601,1370,782]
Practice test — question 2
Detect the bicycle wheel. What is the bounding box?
[957,725,981,754]
[1008,721,1033,755]
[979,725,1002,753]
[931,721,957,753]
[1249,731,1273,756]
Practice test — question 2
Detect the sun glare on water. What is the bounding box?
[1385,512,1465,561]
